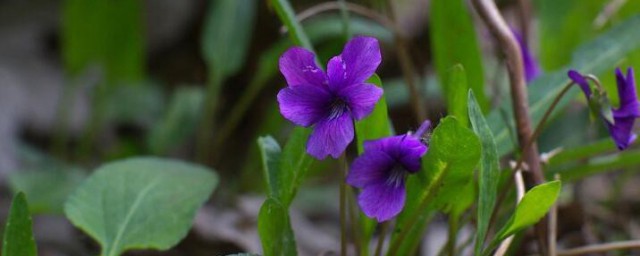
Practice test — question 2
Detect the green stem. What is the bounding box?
[387,167,447,255]
[446,217,459,256]
[77,80,109,161]
[338,0,352,40]
[340,153,348,256]
[512,81,574,172]
[195,68,224,164]
[374,221,388,256]
[51,79,79,159]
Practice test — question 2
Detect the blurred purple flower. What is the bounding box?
[346,120,430,222]
[568,68,640,150]
[277,36,383,159]
[512,29,541,82]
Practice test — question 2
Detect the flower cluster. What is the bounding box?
[568,68,640,150]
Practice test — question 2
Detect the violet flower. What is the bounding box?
[568,68,640,150]
[277,36,383,159]
[512,29,541,82]
[346,121,430,222]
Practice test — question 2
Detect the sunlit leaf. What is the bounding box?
[64,157,218,256]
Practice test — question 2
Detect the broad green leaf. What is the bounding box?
[148,87,205,154]
[8,168,86,215]
[390,116,481,255]
[2,192,37,256]
[448,65,469,127]
[493,181,561,244]
[489,15,640,156]
[355,74,393,154]
[468,91,500,255]
[279,127,314,207]
[202,0,256,76]
[258,198,297,256]
[257,136,283,200]
[64,157,218,256]
[430,0,487,111]
[270,0,314,51]
[62,0,144,82]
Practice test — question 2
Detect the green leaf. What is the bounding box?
[8,168,86,215]
[355,74,393,154]
[448,65,469,127]
[2,192,37,256]
[64,157,218,256]
[390,116,481,255]
[430,0,487,111]
[270,0,314,51]
[148,87,205,154]
[468,91,500,255]
[62,0,144,82]
[493,181,561,245]
[202,0,256,76]
[257,136,283,200]
[278,127,315,207]
[258,198,297,256]
[489,15,640,156]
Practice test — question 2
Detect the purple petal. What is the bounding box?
[358,181,406,222]
[277,83,332,127]
[338,36,381,85]
[279,47,327,87]
[363,135,427,172]
[606,116,637,150]
[306,111,354,159]
[614,67,640,117]
[512,29,541,82]
[568,70,592,98]
[346,150,395,188]
[339,83,383,120]
[327,55,348,91]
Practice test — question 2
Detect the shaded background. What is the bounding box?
[1,0,640,255]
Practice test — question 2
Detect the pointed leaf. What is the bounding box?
[258,198,297,256]
[2,192,37,256]
[468,91,500,255]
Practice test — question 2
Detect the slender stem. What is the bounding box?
[553,240,640,255]
[337,0,352,40]
[493,170,526,256]
[290,1,401,35]
[512,81,574,174]
[374,221,388,256]
[471,0,546,252]
[340,153,348,256]
[548,174,560,256]
[446,217,459,256]
[196,68,224,164]
[347,186,362,255]
[387,168,446,255]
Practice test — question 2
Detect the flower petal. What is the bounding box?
[339,36,381,85]
[306,111,354,159]
[568,70,591,98]
[362,135,427,172]
[277,83,331,127]
[346,150,395,188]
[339,83,383,120]
[279,47,327,87]
[606,116,637,150]
[358,181,405,222]
[614,67,640,117]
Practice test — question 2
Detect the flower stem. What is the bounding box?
[339,153,348,255]
[511,81,574,174]
[374,221,388,256]
[387,167,447,255]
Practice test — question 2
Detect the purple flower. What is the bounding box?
[346,121,430,222]
[277,36,383,159]
[512,29,541,82]
[568,68,640,150]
